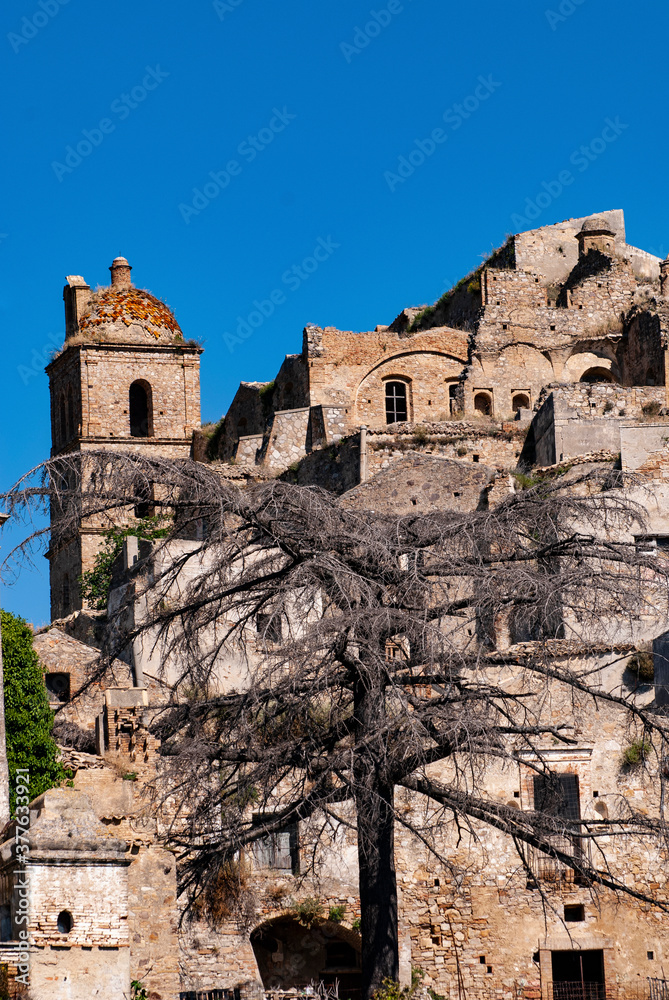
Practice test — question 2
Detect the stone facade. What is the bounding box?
[28,215,669,1000]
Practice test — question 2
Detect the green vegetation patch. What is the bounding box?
[1,610,66,814]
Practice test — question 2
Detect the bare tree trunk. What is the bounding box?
[354,672,399,1000]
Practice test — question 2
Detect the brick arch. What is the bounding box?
[354,350,467,427]
[250,913,362,995]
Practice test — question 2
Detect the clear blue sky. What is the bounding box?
[2,0,668,625]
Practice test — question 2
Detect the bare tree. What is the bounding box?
[4,454,669,998]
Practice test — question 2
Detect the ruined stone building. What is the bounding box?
[4,210,669,1000]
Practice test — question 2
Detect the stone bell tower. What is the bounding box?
[46,257,203,621]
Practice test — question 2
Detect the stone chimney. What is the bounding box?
[661,257,669,299]
[110,256,133,289]
[63,275,91,339]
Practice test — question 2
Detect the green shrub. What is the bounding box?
[622,737,652,767]
[293,897,323,927]
[1,610,66,814]
[372,969,423,1000]
[513,473,539,490]
[351,917,361,931]
[328,904,346,923]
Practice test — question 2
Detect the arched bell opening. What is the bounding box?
[129,380,154,437]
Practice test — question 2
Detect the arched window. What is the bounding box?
[385,381,408,424]
[58,393,67,443]
[66,385,74,439]
[474,392,492,416]
[512,393,530,412]
[134,481,155,519]
[129,380,153,437]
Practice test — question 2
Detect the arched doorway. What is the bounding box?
[512,393,530,412]
[579,368,617,384]
[251,916,362,1000]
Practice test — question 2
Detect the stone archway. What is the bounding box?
[250,916,362,1000]
[579,367,618,384]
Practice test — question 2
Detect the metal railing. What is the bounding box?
[648,979,669,1000]
[529,835,592,885]
[547,983,605,1000]
[180,991,241,1000]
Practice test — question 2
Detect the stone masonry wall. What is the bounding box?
[306,326,469,426]
[48,343,201,445]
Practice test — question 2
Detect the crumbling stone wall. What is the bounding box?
[529,385,667,466]
[623,307,667,386]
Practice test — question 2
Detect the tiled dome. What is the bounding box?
[77,285,182,343]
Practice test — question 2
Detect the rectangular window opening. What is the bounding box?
[564,904,585,922]
[252,818,299,874]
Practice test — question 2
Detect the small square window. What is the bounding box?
[480,956,486,964]
[648,952,655,961]
[564,904,585,922]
